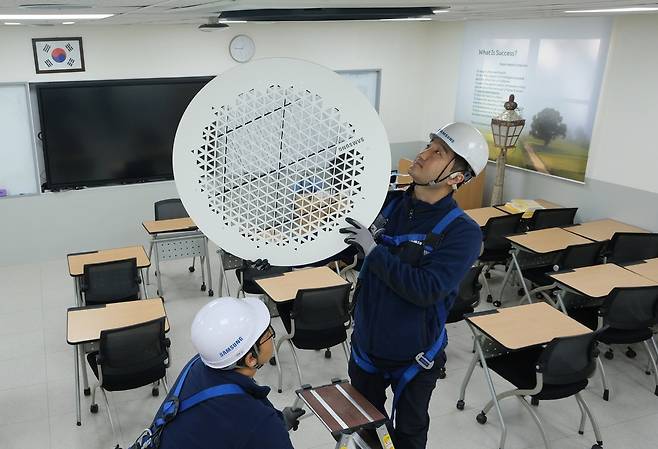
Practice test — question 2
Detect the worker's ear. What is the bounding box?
[243,350,258,368]
[447,172,464,188]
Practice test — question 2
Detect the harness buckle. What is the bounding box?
[415,352,434,370]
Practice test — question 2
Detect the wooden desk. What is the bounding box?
[506,228,593,254]
[466,303,590,351]
[550,263,658,298]
[66,297,168,427]
[622,258,658,283]
[67,245,150,276]
[465,206,510,228]
[256,266,347,302]
[564,219,647,242]
[142,217,197,234]
[67,298,169,344]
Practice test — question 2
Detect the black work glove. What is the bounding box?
[248,258,271,271]
[282,407,305,431]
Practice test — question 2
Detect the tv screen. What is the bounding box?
[37,76,213,190]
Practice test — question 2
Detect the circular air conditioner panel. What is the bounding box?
[173,58,390,266]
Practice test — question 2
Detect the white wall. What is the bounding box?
[0,21,436,265]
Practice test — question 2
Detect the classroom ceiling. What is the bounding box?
[1,0,657,26]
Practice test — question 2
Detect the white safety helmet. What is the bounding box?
[430,122,489,180]
[190,296,270,369]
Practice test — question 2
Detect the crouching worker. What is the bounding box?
[128,297,305,449]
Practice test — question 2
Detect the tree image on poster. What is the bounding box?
[455,18,611,182]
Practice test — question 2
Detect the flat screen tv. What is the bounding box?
[36,76,213,190]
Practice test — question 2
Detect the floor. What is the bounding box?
[1,249,657,449]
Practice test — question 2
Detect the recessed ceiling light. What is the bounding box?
[4,22,22,25]
[433,9,449,14]
[217,19,247,23]
[565,7,658,13]
[62,21,75,24]
[0,14,113,20]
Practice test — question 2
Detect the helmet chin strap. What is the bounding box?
[415,157,455,187]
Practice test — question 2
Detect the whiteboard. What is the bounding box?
[0,84,39,197]
[337,69,381,112]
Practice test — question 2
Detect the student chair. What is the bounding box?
[216,248,245,296]
[478,213,524,306]
[272,284,352,393]
[592,286,658,401]
[526,207,578,231]
[522,241,606,307]
[440,265,485,379]
[81,258,141,306]
[479,331,604,449]
[605,232,658,264]
[87,317,170,448]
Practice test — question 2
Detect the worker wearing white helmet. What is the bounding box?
[341,122,487,449]
[129,297,304,449]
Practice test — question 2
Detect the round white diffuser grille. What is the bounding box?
[173,58,390,266]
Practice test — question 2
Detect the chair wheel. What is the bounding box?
[90,404,99,414]
[531,397,539,406]
[188,266,195,272]
[324,349,332,359]
[438,367,446,379]
[269,357,277,366]
[592,443,603,449]
[603,389,609,401]
[278,389,282,393]
[200,284,207,292]
[484,272,491,279]
[152,387,159,397]
[83,387,91,396]
[486,294,493,303]
[604,349,614,360]
[493,300,502,308]
[517,288,525,296]
[476,412,487,424]
[645,370,652,375]
[456,400,465,410]
[625,347,636,358]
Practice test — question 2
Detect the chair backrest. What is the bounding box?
[98,317,168,385]
[527,207,578,231]
[82,258,140,305]
[218,249,244,270]
[601,286,658,330]
[448,265,484,323]
[538,330,598,385]
[557,241,606,270]
[154,198,189,220]
[482,213,524,252]
[606,232,658,264]
[292,284,351,347]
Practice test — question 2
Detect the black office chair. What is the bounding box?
[273,284,352,393]
[592,286,658,400]
[216,248,245,296]
[235,263,292,298]
[526,207,578,231]
[87,317,170,447]
[81,258,141,305]
[479,331,604,449]
[478,213,524,306]
[605,232,658,264]
[522,241,606,306]
[439,265,485,379]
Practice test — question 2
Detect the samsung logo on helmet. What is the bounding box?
[219,336,244,357]
[439,129,454,143]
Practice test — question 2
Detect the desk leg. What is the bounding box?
[205,238,213,296]
[496,261,514,307]
[473,336,508,449]
[457,351,479,410]
[154,242,163,297]
[146,239,154,285]
[555,290,568,313]
[141,268,149,298]
[511,250,532,305]
[74,344,81,426]
[73,277,82,307]
[80,345,89,393]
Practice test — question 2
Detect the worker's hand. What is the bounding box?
[340,218,376,256]
[282,407,305,431]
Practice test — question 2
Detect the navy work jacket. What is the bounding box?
[352,188,482,363]
[158,357,293,449]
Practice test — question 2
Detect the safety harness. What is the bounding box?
[128,355,245,449]
[352,196,464,424]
